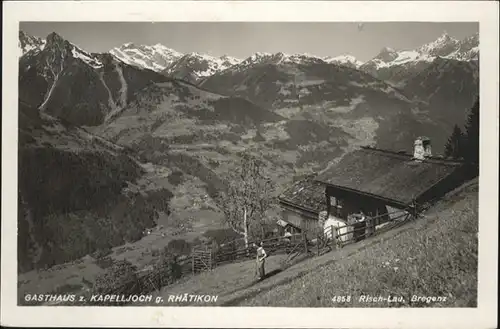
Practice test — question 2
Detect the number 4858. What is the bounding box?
[331,296,351,303]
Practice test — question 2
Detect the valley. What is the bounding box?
[16,28,479,299]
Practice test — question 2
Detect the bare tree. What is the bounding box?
[216,152,275,249]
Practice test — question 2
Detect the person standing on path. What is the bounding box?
[255,241,267,280]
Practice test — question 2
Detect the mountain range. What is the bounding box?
[360,32,479,85]
[19,30,478,84]
[17,29,479,273]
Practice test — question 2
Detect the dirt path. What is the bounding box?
[218,220,416,306]
[147,216,417,306]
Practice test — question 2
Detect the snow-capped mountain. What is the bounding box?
[360,32,479,84]
[323,54,364,69]
[110,43,183,72]
[200,52,413,111]
[224,51,367,73]
[366,32,478,70]
[227,52,327,73]
[163,52,242,83]
[417,31,478,60]
[19,31,170,126]
[109,42,244,80]
[19,31,46,57]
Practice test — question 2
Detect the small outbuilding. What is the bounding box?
[278,176,326,238]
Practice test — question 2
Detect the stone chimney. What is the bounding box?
[413,136,432,161]
[422,137,432,157]
[413,137,425,160]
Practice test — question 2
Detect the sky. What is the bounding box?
[19,22,478,62]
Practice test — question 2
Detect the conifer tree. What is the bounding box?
[444,125,465,159]
[463,96,479,165]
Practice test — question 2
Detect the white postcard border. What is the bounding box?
[2,1,498,328]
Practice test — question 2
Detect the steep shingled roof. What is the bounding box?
[278,176,326,215]
[314,147,464,207]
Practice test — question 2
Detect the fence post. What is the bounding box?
[317,229,320,256]
[208,249,212,271]
[411,199,417,220]
[302,231,308,254]
[332,226,340,249]
[191,248,195,275]
[212,247,216,269]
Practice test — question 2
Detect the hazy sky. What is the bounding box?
[20,22,478,61]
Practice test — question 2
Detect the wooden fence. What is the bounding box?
[192,246,213,274]
[213,233,308,266]
[84,207,416,304]
[332,209,414,248]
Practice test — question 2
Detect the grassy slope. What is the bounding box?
[150,178,478,307]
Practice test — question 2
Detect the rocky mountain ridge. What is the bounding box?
[21,30,478,83]
[19,32,171,126]
[360,32,479,84]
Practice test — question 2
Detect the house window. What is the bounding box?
[329,196,344,218]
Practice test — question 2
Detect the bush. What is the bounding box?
[203,228,242,246]
[166,239,192,256]
[192,237,203,247]
[151,248,160,257]
[94,256,114,269]
[93,260,141,303]
[148,251,183,291]
[167,171,185,186]
[92,247,112,259]
[52,283,83,294]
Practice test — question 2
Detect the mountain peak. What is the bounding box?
[220,54,234,60]
[373,47,398,62]
[219,55,241,66]
[18,30,47,57]
[380,46,396,54]
[252,52,271,59]
[435,31,458,44]
[360,31,478,76]
[186,52,206,58]
[43,32,72,53]
[46,32,65,44]
[324,54,364,68]
[109,42,184,72]
[417,31,460,57]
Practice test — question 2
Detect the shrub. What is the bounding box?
[93,260,140,303]
[166,239,192,256]
[168,171,185,186]
[151,248,160,258]
[52,283,83,294]
[148,251,183,291]
[94,256,114,269]
[203,228,241,246]
[92,247,112,259]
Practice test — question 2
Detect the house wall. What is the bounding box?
[281,208,321,239]
[276,223,301,236]
[416,165,469,207]
[326,187,391,225]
